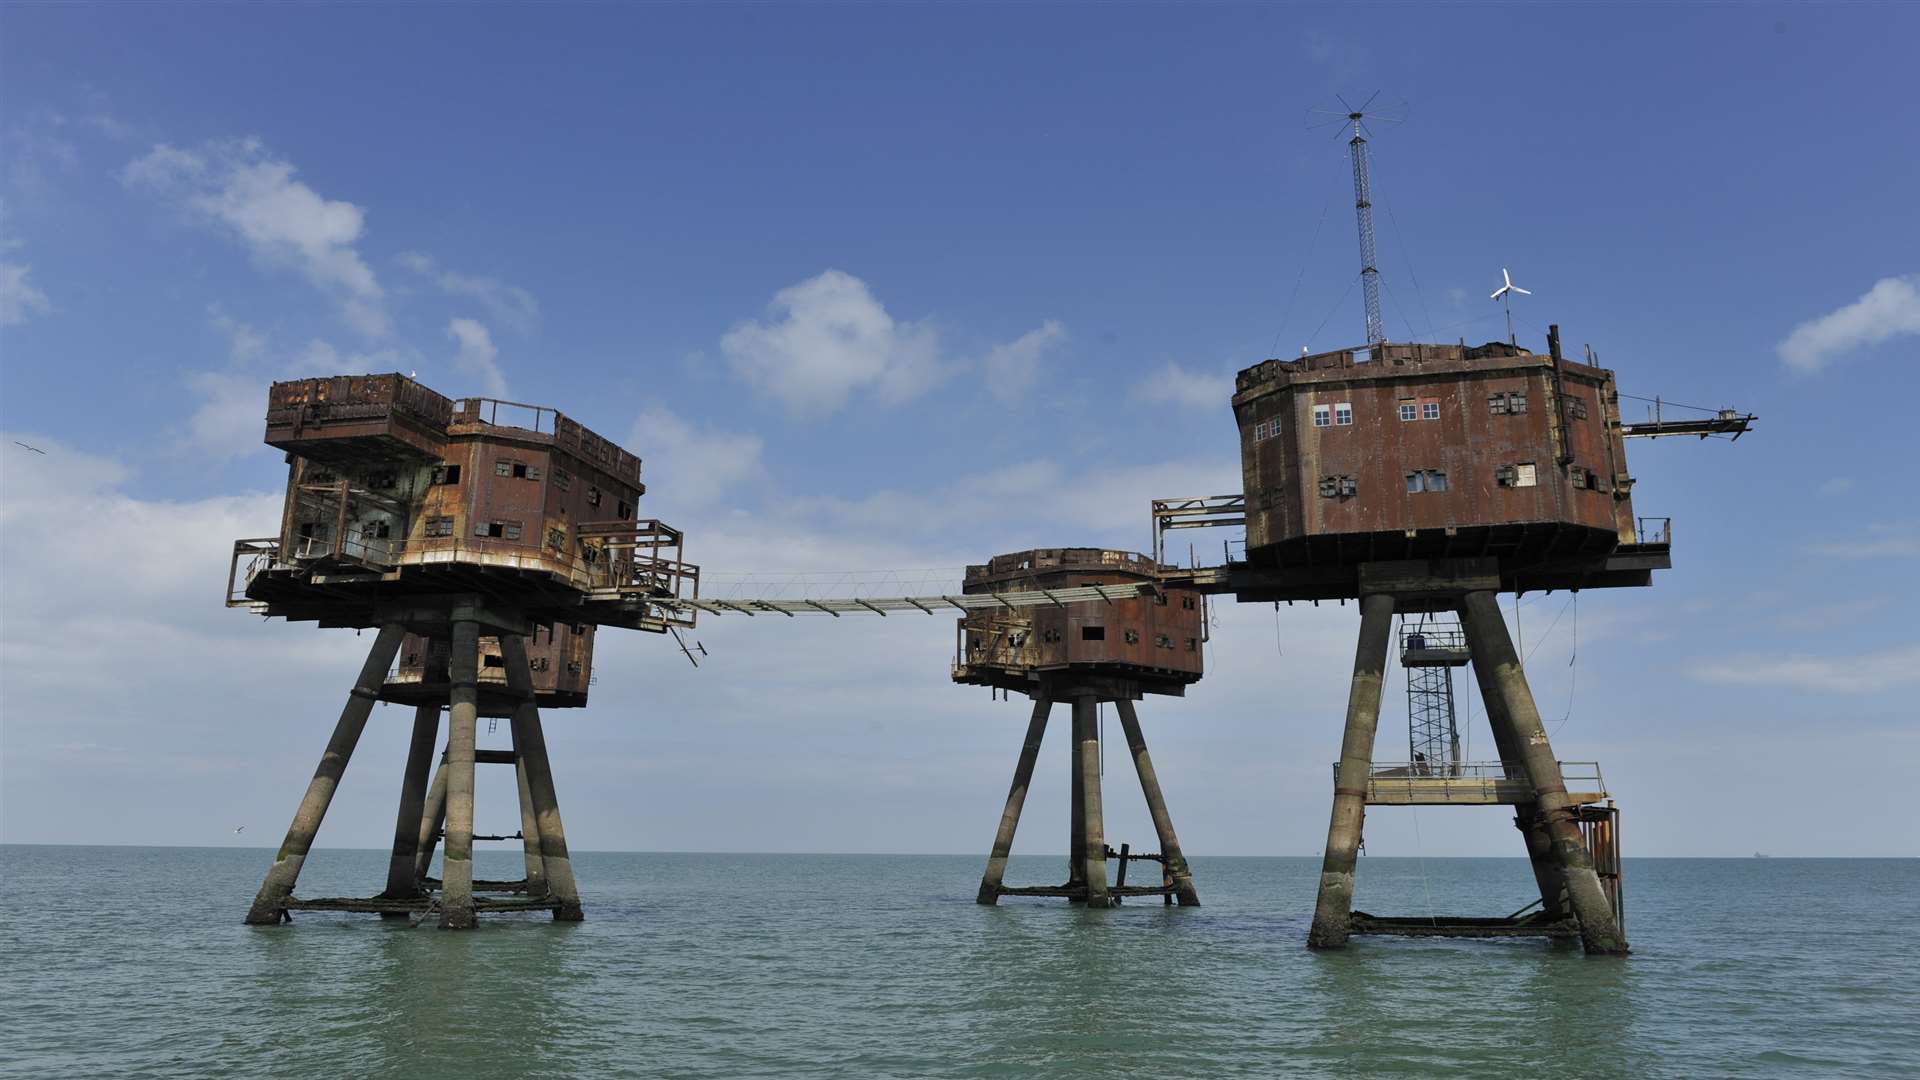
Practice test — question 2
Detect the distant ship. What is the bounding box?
[1753,852,1772,859]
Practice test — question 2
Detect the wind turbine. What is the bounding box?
[1491,267,1531,346]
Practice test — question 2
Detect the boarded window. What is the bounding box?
[424,515,454,537]
[553,467,573,492]
[1515,463,1537,487]
[1081,625,1106,641]
[1568,397,1589,420]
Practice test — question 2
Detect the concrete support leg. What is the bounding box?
[1467,648,1568,920]
[1074,697,1113,909]
[513,753,547,897]
[1307,592,1395,949]
[499,633,583,921]
[245,623,407,925]
[1460,590,1627,955]
[439,615,480,930]
[379,704,442,910]
[1068,700,1087,894]
[413,757,447,883]
[976,695,1051,905]
[1114,700,1200,907]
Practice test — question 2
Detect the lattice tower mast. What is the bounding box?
[1348,113,1385,348]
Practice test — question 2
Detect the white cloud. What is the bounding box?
[123,139,389,337]
[0,262,51,325]
[447,317,508,398]
[721,270,945,417]
[627,406,765,509]
[1810,522,1920,559]
[1133,361,1233,409]
[1692,643,1920,694]
[982,319,1066,401]
[1777,273,1920,373]
[396,251,539,333]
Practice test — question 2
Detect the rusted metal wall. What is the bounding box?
[956,549,1204,692]
[1233,345,1636,561]
[390,622,595,707]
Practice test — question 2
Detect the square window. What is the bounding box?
[1425,470,1448,492]
[1124,629,1140,644]
[1155,634,1173,649]
[587,485,602,507]
[504,522,523,541]
[1339,476,1356,496]
[1490,393,1509,415]
[1510,392,1529,414]
[553,467,573,492]
[1398,402,1417,422]
[1515,463,1538,487]
[548,526,568,551]
[616,500,632,519]
[1421,400,1441,421]
[512,462,529,479]
[1334,402,1353,425]
[430,464,461,485]
[1405,472,1424,493]
[496,460,512,477]
[528,465,543,481]
[1185,638,1198,652]
[1568,397,1589,420]
[1312,405,1331,428]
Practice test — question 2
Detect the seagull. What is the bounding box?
[12,441,46,455]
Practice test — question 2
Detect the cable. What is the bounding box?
[1384,202,1437,341]
[1270,200,1333,356]
[1305,274,1362,352]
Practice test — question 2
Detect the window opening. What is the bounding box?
[430,464,461,485]
[1081,625,1106,641]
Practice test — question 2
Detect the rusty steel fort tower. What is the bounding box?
[227,375,696,929]
[957,549,1204,908]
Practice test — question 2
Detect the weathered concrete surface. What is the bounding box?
[514,753,548,897]
[976,696,1051,905]
[245,623,407,925]
[1073,697,1113,909]
[413,758,447,882]
[1114,699,1200,906]
[1466,645,1569,920]
[1461,589,1627,955]
[379,703,441,911]
[439,615,480,930]
[1308,591,1395,948]
[500,633,583,921]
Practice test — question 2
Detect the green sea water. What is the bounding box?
[1,846,1914,1079]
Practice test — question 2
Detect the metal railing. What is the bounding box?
[1634,517,1671,545]
[1347,760,1608,803]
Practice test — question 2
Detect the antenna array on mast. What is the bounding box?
[1311,94,1403,349]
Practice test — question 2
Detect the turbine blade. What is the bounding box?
[1512,286,1531,295]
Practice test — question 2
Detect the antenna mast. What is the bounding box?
[1348,113,1385,348]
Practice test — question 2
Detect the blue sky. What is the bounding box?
[2,3,1915,860]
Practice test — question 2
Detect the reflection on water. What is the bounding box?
[1,847,1914,1079]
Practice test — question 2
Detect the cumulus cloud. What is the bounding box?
[447,317,508,398]
[0,262,51,325]
[1777,273,1920,373]
[982,319,1066,402]
[123,138,389,337]
[1133,361,1233,409]
[1692,643,1920,694]
[627,406,765,508]
[721,270,945,417]
[397,251,539,333]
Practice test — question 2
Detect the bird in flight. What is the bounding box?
[13,441,46,455]
[233,825,246,835]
